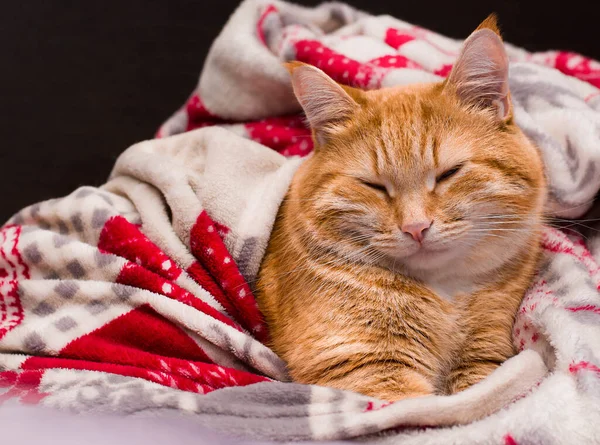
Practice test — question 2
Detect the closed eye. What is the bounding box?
[436,166,462,182]
[361,181,388,194]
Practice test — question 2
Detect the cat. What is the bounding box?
[255,16,547,401]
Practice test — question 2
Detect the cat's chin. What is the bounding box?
[405,246,458,270]
[379,244,459,274]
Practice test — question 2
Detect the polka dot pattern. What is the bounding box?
[294,39,382,89]
[370,54,422,70]
[244,116,313,156]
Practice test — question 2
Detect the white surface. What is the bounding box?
[0,404,352,445]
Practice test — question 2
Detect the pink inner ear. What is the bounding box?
[447,29,511,121]
[289,65,357,142]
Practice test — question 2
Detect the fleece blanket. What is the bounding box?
[3,1,600,443]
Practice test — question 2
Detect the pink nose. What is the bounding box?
[401,220,431,243]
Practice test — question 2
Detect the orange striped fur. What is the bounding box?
[256,16,547,400]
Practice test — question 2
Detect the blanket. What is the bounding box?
[3,1,600,443]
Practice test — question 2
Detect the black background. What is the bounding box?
[1,0,599,222]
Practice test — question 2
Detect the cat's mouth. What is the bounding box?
[378,241,452,261]
[410,243,452,256]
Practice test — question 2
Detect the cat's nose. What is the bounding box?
[401,220,431,243]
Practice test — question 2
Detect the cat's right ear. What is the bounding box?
[285,62,359,146]
[444,15,512,122]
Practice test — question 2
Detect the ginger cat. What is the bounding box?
[256,16,547,400]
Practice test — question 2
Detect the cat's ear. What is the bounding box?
[445,15,511,122]
[285,61,359,145]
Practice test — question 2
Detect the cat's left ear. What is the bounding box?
[285,61,360,146]
[445,15,511,122]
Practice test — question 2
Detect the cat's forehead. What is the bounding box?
[340,89,481,181]
[375,103,473,175]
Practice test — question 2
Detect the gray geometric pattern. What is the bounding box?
[37,221,51,230]
[23,243,42,264]
[509,63,600,218]
[55,316,77,332]
[30,203,41,218]
[92,208,110,229]
[71,213,84,232]
[54,281,79,299]
[236,236,259,282]
[44,271,61,280]
[41,370,193,415]
[86,300,108,315]
[66,260,86,278]
[53,233,73,248]
[111,283,136,301]
[39,369,316,441]
[32,301,56,317]
[57,221,69,235]
[94,250,117,267]
[23,332,46,353]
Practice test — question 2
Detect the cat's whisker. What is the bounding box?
[469,227,524,232]
[549,217,600,223]
[472,215,532,220]
[550,221,600,234]
[544,198,598,216]
[249,244,383,288]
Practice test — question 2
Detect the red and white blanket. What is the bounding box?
[2,1,600,443]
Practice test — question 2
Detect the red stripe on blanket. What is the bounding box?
[541,229,600,286]
[99,216,183,281]
[17,306,268,394]
[2,225,30,279]
[99,215,243,331]
[0,370,47,405]
[585,92,600,102]
[569,361,600,375]
[58,305,212,364]
[186,261,233,310]
[566,305,600,315]
[117,262,243,332]
[0,225,27,340]
[257,5,279,46]
[190,212,269,342]
[23,356,267,394]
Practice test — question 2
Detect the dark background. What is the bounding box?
[1,0,599,222]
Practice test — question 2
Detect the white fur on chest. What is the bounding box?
[424,277,480,301]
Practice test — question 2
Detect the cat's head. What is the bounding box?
[286,16,546,279]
